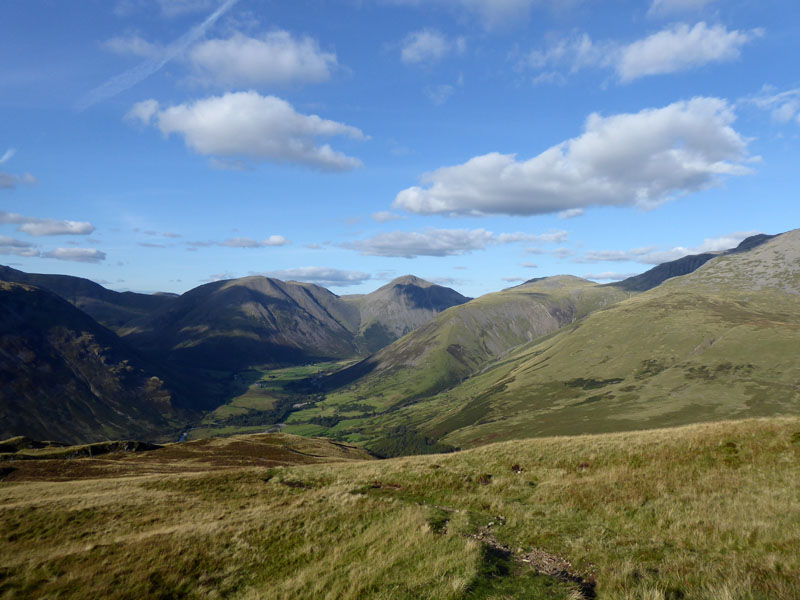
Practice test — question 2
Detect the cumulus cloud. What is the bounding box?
[577,231,759,265]
[190,31,338,87]
[42,248,107,263]
[747,86,800,125]
[401,29,465,65]
[255,266,371,287]
[521,23,761,83]
[128,92,367,171]
[648,0,717,17]
[393,97,753,217]
[343,227,559,258]
[0,236,39,257]
[0,211,95,236]
[221,235,290,247]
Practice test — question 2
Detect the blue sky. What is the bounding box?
[1,0,798,297]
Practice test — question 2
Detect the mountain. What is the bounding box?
[341,275,471,353]
[121,274,469,371]
[283,276,629,450]
[386,228,800,448]
[121,276,360,370]
[0,265,175,330]
[278,230,800,451]
[610,233,776,292]
[0,281,187,444]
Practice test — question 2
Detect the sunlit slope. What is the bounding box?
[286,277,628,436]
[406,229,800,447]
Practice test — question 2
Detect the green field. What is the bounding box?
[189,361,356,440]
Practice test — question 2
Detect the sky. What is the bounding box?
[1,0,798,297]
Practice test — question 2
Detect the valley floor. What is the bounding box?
[1,417,799,599]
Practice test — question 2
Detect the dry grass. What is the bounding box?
[1,418,799,598]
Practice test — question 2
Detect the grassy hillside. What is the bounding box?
[1,418,798,599]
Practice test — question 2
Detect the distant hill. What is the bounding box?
[0,281,188,444]
[0,265,175,330]
[342,275,471,353]
[121,274,469,370]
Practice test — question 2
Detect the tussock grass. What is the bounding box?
[1,418,799,598]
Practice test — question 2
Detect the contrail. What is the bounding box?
[76,0,240,111]
[0,149,15,164]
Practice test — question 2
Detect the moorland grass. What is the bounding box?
[1,417,799,598]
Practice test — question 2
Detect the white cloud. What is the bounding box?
[129,92,367,171]
[583,271,641,281]
[401,29,464,65]
[372,211,406,223]
[496,229,568,244]
[521,23,761,83]
[558,208,583,219]
[424,84,456,105]
[393,97,752,217]
[115,0,217,17]
[747,86,800,125]
[343,227,558,258]
[255,266,371,287]
[388,0,546,30]
[0,236,39,257]
[77,0,240,110]
[103,34,163,59]
[617,23,762,82]
[221,235,290,247]
[521,262,538,268]
[345,228,495,258]
[648,0,716,17]
[502,276,526,282]
[190,31,338,87]
[577,231,759,265]
[0,211,95,236]
[0,150,36,190]
[42,248,107,263]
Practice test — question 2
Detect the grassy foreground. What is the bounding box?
[1,418,799,599]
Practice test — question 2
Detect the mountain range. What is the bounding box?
[2,229,798,447]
